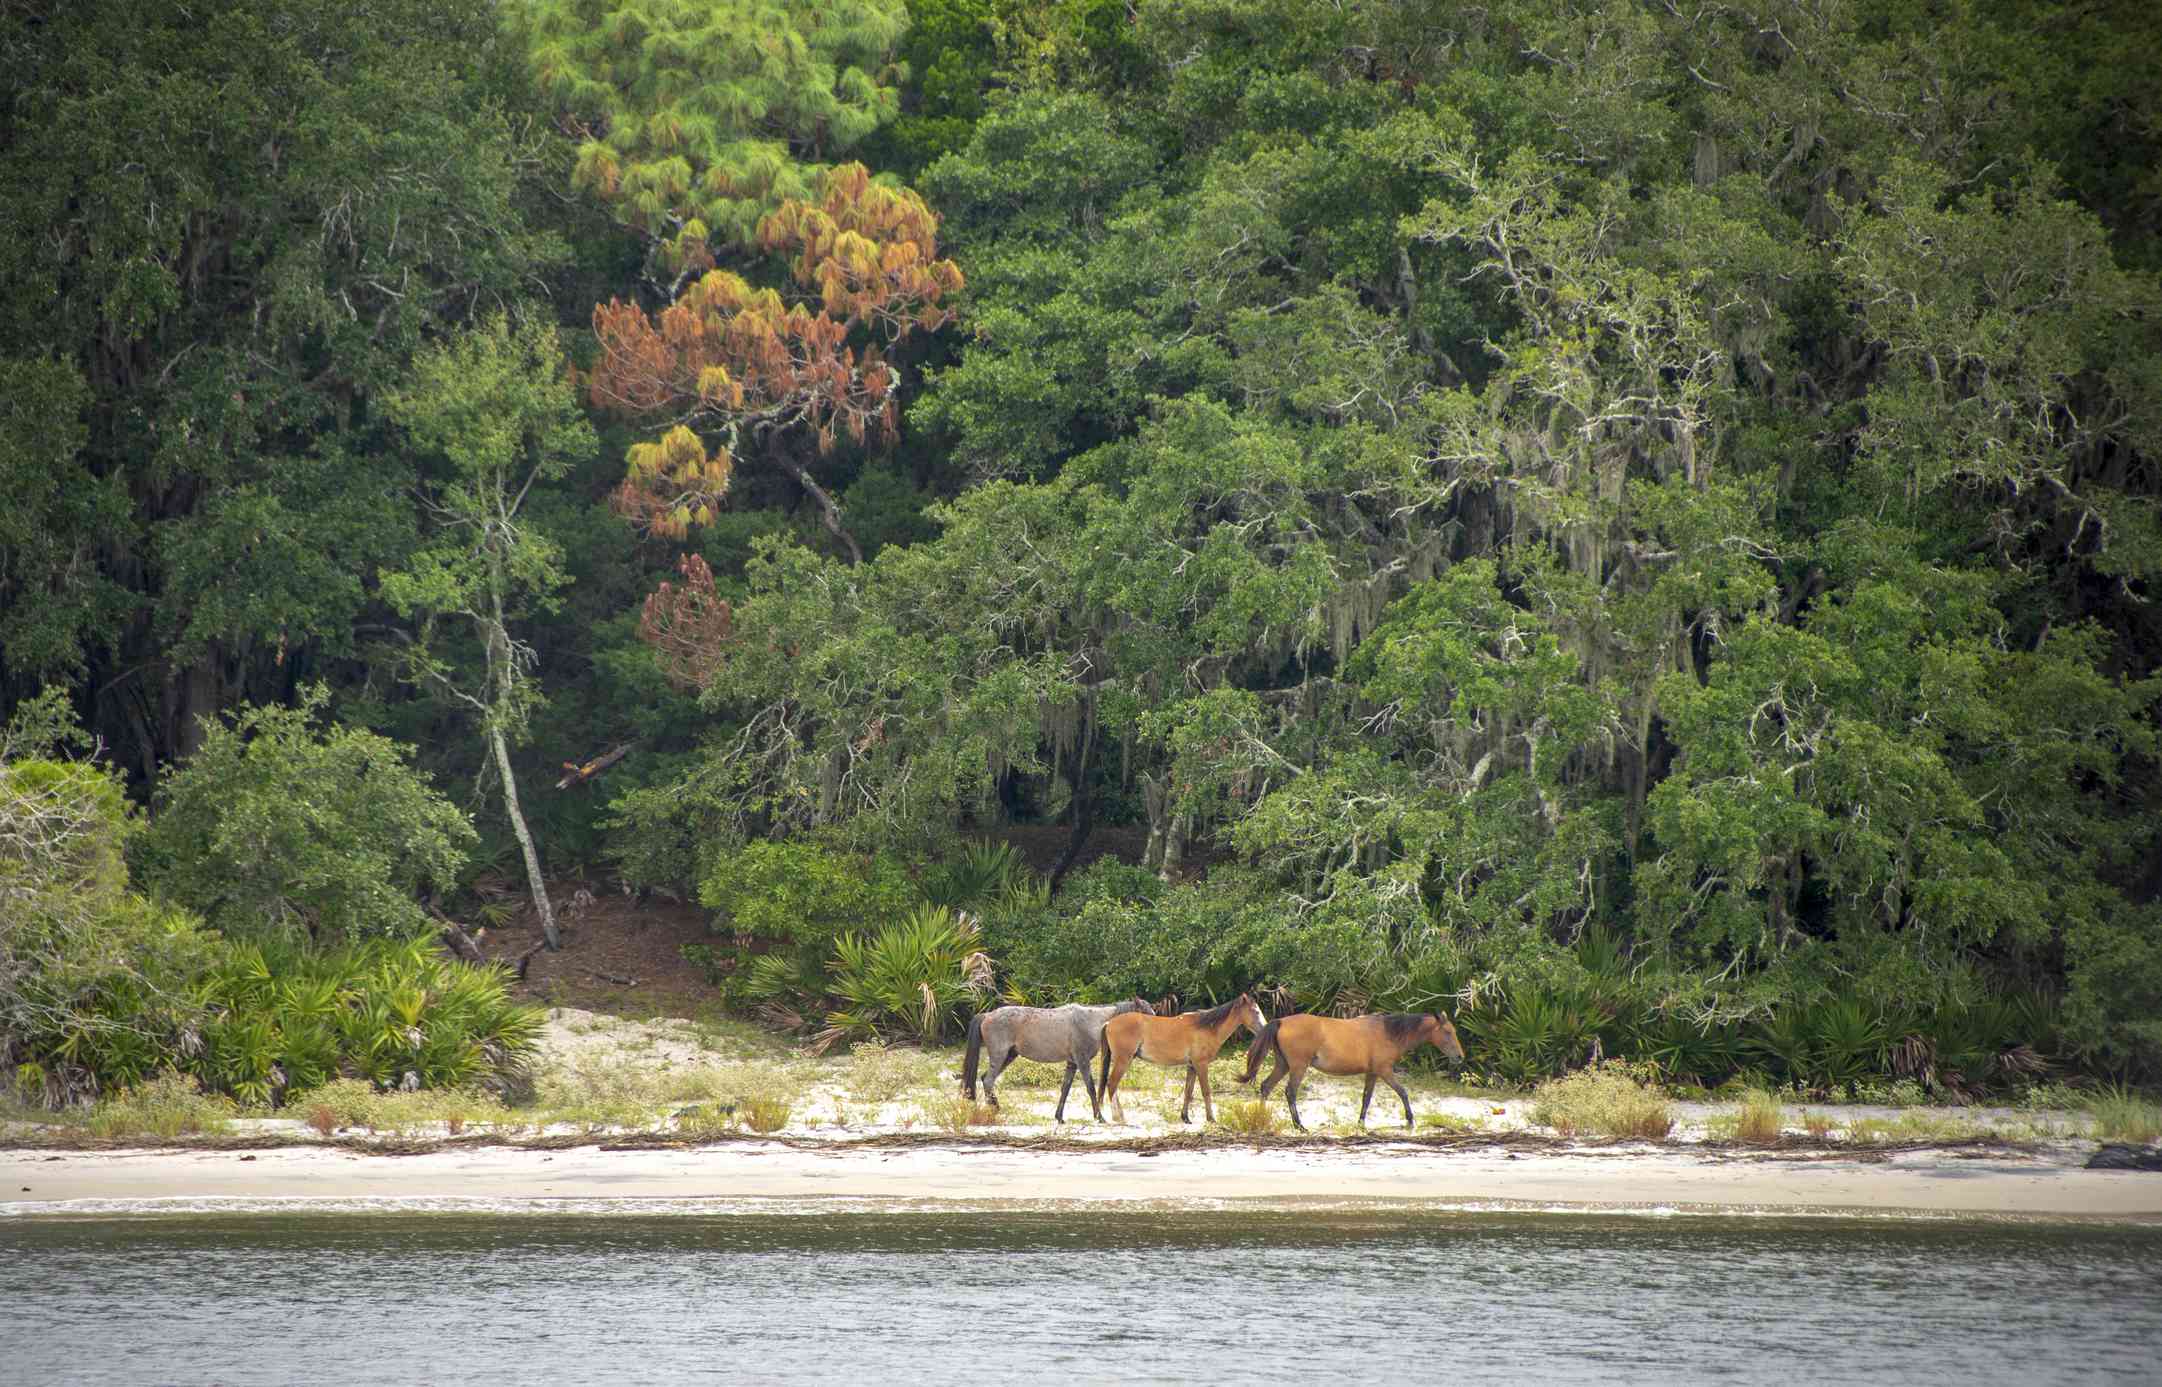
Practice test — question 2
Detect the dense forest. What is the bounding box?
[4,0,2160,1105]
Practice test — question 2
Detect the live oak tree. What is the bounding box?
[0,0,563,777]
[637,0,2162,1068]
[131,687,476,945]
[380,318,595,951]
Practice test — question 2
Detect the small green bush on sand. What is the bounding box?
[1529,1063,1673,1140]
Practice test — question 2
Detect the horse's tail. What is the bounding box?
[1098,1023,1114,1096]
[1239,1017,1283,1085]
[962,1012,985,1099]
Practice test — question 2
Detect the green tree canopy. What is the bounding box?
[0,0,565,778]
[131,688,477,943]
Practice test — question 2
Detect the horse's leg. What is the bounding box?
[1359,1073,1377,1127]
[1179,1065,1196,1124]
[1284,1067,1308,1132]
[981,1043,1016,1109]
[1056,1061,1078,1123]
[1257,1052,1289,1102]
[1385,1072,1415,1129]
[1106,1047,1134,1124]
[1196,1060,1215,1124]
[1079,1048,1103,1120]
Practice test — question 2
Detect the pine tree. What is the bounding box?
[586,163,961,561]
[513,0,910,272]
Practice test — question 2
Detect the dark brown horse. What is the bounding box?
[1096,993,1268,1124]
[1238,1012,1465,1130]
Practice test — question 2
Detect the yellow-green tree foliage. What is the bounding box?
[513,0,910,267]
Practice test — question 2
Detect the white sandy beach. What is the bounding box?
[9,1008,2158,1221]
[7,1141,2161,1220]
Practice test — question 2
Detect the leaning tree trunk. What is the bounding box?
[486,606,560,951]
[489,722,559,951]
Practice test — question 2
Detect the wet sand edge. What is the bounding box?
[7,1143,2162,1223]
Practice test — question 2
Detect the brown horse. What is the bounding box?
[1096,993,1268,1124]
[1238,1012,1465,1131]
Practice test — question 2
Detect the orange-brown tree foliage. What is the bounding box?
[639,553,735,691]
[589,163,963,556]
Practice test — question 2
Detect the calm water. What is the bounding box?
[1,1206,2158,1384]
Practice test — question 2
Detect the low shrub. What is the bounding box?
[1469,990,1617,1088]
[994,1058,1068,1090]
[740,1096,792,1134]
[81,1072,234,1141]
[987,865,1384,1010]
[2088,1088,2162,1144]
[921,840,1027,910]
[1849,1078,1930,1107]
[129,687,476,945]
[3,754,221,1107]
[673,1103,738,1138]
[1529,1064,1674,1141]
[924,1095,998,1132]
[821,906,992,1045]
[287,1078,506,1136]
[198,936,542,1103]
[1418,1111,1486,1134]
[293,1077,387,1132]
[1731,1090,1786,1144]
[1216,1099,1278,1136]
[1843,1113,1989,1145]
[700,840,918,1013]
[679,943,728,987]
[844,1041,943,1103]
[2014,1080,2091,1112]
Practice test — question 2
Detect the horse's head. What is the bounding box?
[1127,997,1158,1017]
[1235,991,1269,1034]
[1426,1012,1466,1062]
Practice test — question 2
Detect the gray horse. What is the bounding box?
[961,999,1155,1122]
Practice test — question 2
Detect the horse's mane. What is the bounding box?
[1189,996,1241,1028]
[1379,1013,1432,1041]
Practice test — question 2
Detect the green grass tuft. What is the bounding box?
[1417,1110,1487,1134]
[923,1095,999,1132]
[2089,1088,2162,1144]
[1736,1089,1785,1143]
[740,1095,792,1133]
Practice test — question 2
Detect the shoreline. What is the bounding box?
[8,1141,2161,1223]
